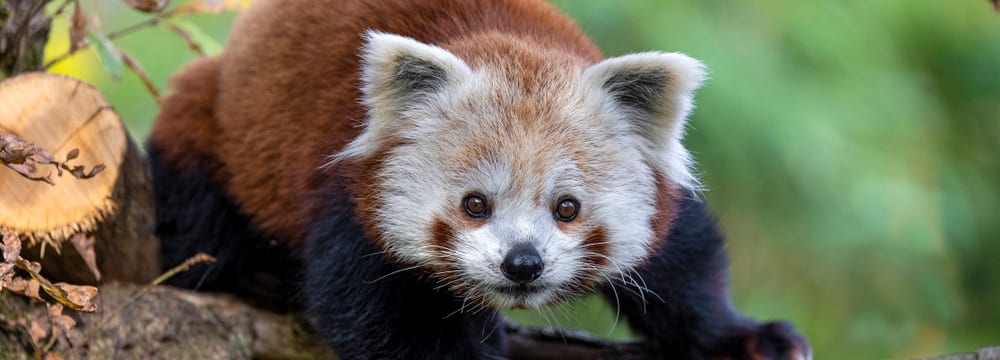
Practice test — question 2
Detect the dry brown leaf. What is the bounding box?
[121,52,162,100]
[15,256,100,311]
[1,131,106,184]
[54,283,98,312]
[48,302,85,348]
[4,162,53,184]
[1,130,56,185]
[70,0,87,53]
[7,276,44,301]
[47,303,77,334]
[6,277,28,295]
[65,149,79,161]
[58,159,106,179]
[0,228,20,288]
[44,352,65,360]
[69,234,100,281]
[174,0,251,14]
[27,319,48,349]
[21,257,41,274]
[122,0,169,13]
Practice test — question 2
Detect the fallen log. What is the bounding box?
[2,282,996,359]
[0,282,656,359]
[0,283,335,359]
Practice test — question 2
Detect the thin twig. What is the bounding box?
[95,252,215,330]
[43,9,177,69]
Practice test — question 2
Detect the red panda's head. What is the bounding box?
[332,31,706,309]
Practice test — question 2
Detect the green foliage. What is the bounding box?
[88,32,125,80]
[548,0,1000,358]
[43,1,1000,358]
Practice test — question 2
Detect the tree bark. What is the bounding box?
[0,0,51,79]
[2,283,996,359]
[0,282,640,359]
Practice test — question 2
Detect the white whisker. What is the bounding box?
[363,265,421,284]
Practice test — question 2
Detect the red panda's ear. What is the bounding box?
[335,31,473,162]
[359,31,473,105]
[585,52,707,190]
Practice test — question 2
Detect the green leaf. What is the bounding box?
[87,32,125,80]
[162,18,222,56]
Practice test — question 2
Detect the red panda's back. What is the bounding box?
[194,0,603,244]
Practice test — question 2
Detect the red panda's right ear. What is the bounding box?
[584,52,708,190]
[334,31,473,163]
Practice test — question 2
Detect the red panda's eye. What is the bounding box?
[463,194,489,218]
[554,197,579,222]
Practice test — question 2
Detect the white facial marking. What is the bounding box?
[332,33,707,309]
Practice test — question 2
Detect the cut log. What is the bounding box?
[0,72,159,284]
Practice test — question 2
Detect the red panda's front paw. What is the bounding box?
[735,321,812,360]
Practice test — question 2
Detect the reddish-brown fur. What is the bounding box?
[650,173,681,256]
[582,226,610,268]
[149,57,223,178]
[429,219,457,260]
[151,0,680,254]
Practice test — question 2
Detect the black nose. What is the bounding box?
[501,244,544,284]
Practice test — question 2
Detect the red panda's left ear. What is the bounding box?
[585,52,708,190]
[334,31,473,163]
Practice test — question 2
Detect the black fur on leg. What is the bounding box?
[302,182,507,360]
[148,143,300,311]
[603,195,810,359]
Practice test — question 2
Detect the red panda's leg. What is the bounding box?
[603,196,811,359]
[302,186,507,359]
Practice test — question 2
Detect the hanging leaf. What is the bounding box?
[5,276,43,302]
[121,52,162,100]
[54,282,98,312]
[162,19,222,56]
[122,0,170,13]
[69,234,101,282]
[87,32,125,80]
[65,149,79,162]
[16,256,99,312]
[69,0,88,53]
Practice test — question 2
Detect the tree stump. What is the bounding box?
[0,72,159,284]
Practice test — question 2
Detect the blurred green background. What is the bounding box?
[42,0,999,358]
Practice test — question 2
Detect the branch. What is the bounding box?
[504,321,652,359]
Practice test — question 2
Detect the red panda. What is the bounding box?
[148,0,810,358]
